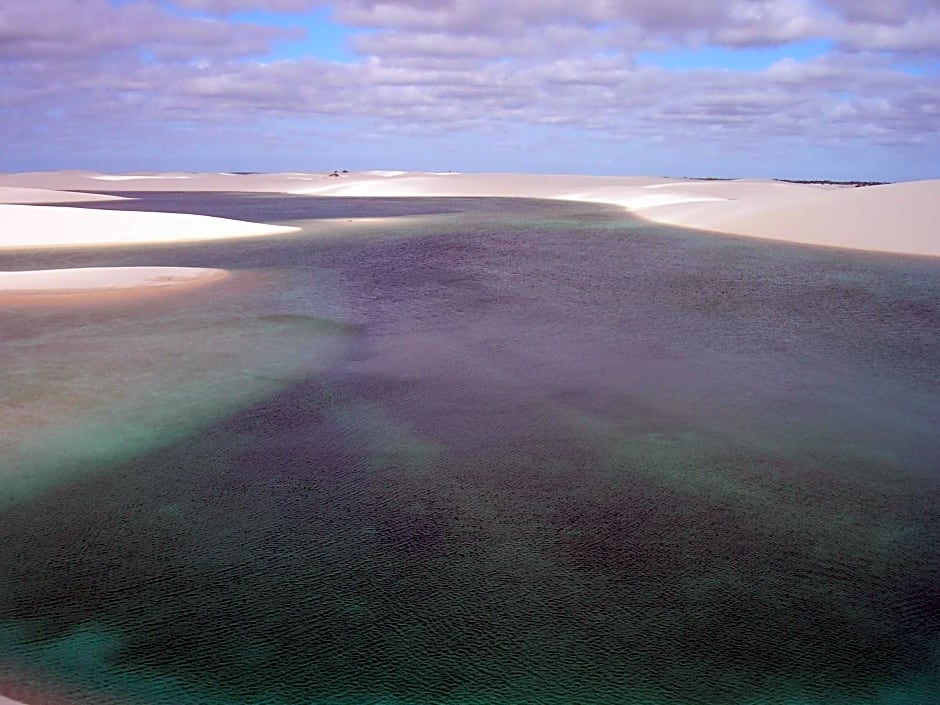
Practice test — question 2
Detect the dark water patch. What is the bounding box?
[52,192,588,224]
[1,377,937,704]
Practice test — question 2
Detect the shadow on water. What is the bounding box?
[49,192,512,223]
[1,195,939,704]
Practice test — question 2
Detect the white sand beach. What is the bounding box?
[0,204,298,250]
[0,190,298,303]
[0,170,937,306]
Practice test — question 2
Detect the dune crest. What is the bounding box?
[641,179,940,256]
[0,204,298,250]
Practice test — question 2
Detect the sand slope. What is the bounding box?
[0,186,126,204]
[283,172,939,257]
[0,267,229,306]
[0,204,299,249]
[289,172,939,257]
[643,179,940,256]
[0,267,226,291]
[0,193,299,302]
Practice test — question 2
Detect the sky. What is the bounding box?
[1,0,939,180]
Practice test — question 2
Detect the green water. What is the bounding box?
[0,195,938,704]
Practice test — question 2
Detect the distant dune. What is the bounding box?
[286,172,940,258]
[628,178,940,256]
[2,169,934,257]
[0,186,126,204]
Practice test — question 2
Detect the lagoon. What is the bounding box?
[1,195,938,704]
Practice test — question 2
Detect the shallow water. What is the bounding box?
[1,195,938,705]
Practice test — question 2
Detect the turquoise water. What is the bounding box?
[1,196,938,704]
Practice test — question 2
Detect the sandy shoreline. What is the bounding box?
[0,204,299,250]
[286,172,940,257]
[0,189,299,304]
[0,186,126,205]
[0,267,229,307]
[1,170,936,257]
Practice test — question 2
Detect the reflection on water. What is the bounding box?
[1,195,938,705]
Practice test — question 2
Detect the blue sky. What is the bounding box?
[3,0,939,180]
[233,9,358,62]
[165,4,361,62]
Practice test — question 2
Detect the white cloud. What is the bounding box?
[0,0,938,177]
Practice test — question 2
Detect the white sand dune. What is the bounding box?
[90,174,193,181]
[643,179,940,255]
[291,172,681,200]
[278,172,939,257]
[0,171,331,193]
[282,172,938,257]
[0,171,937,256]
[0,186,126,204]
[0,194,298,303]
[0,204,299,249]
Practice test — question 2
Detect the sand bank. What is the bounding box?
[0,267,229,306]
[0,188,298,305]
[0,204,299,250]
[0,187,126,205]
[642,179,940,256]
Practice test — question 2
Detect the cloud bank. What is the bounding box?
[1,0,938,178]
